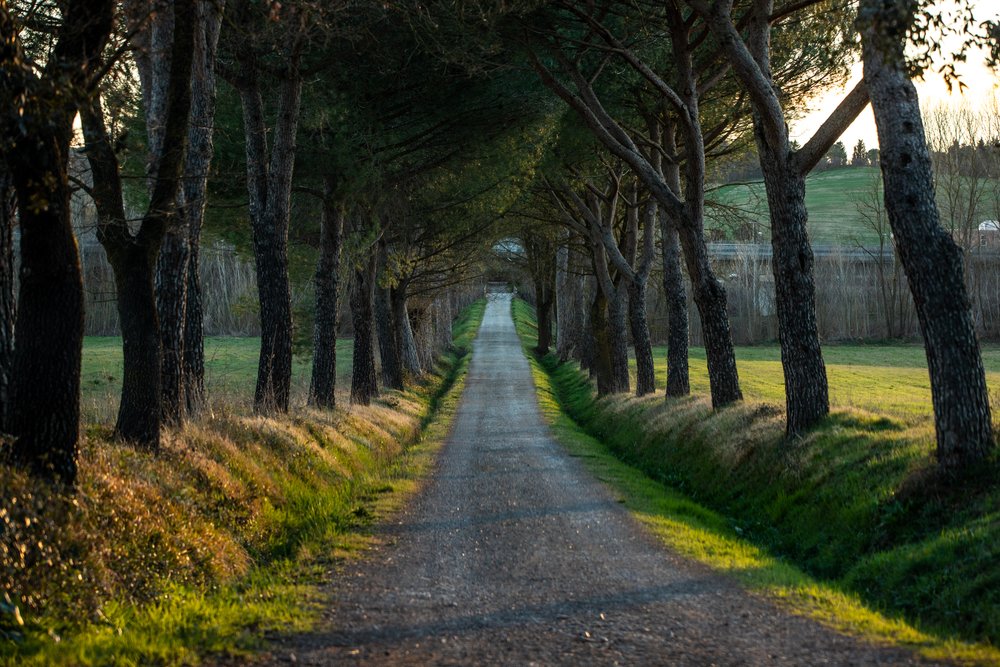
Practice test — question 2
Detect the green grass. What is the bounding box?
[513,299,1000,665]
[1,301,486,666]
[80,337,354,422]
[662,343,1000,424]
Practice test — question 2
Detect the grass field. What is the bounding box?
[514,300,1000,658]
[667,343,1000,424]
[80,338,354,423]
[707,167,885,244]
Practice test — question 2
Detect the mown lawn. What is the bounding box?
[646,343,1000,424]
[80,338,354,422]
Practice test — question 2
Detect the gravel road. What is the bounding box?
[261,294,940,666]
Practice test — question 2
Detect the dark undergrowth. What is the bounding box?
[0,299,486,667]
[512,299,1000,662]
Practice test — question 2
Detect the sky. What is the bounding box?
[789,0,999,151]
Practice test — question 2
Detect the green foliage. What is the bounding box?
[512,298,1000,657]
[0,301,487,666]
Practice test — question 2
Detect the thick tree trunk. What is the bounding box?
[861,2,994,471]
[391,285,421,376]
[251,217,293,411]
[5,150,84,485]
[156,0,224,421]
[589,289,614,395]
[350,248,379,405]
[0,0,112,485]
[110,248,162,446]
[626,279,655,396]
[759,152,829,434]
[0,166,16,431]
[308,190,343,408]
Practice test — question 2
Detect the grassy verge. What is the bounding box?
[0,300,486,667]
[512,298,1000,665]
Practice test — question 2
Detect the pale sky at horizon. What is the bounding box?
[790,0,999,152]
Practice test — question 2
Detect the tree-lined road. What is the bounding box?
[262,294,935,665]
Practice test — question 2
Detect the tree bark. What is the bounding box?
[534,277,554,355]
[231,9,304,413]
[156,0,224,421]
[606,278,630,393]
[661,216,690,398]
[350,247,379,405]
[1,0,114,484]
[555,232,583,362]
[391,285,421,376]
[589,287,614,395]
[0,164,16,431]
[626,279,655,396]
[308,184,343,408]
[375,244,403,390]
[860,0,994,470]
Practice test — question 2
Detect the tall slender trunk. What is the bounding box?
[590,288,614,395]
[234,16,303,414]
[606,281,630,393]
[555,232,582,362]
[156,0,224,421]
[391,284,421,376]
[860,1,993,470]
[759,150,829,434]
[0,165,16,431]
[308,186,343,408]
[534,278,554,355]
[661,217,689,397]
[626,279,654,396]
[375,278,403,390]
[350,247,378,405]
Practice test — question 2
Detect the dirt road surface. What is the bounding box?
[259,294,938,666]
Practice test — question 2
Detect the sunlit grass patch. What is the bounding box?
[513,298,1000,665]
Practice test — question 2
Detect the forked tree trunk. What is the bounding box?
[860,0,994,471]
[308,187,343,408]
[351,248,379,405]
[0,167,15,431]
[156,0,224,420]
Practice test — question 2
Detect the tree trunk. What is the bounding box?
[661,211,690,398]
[677,225,742,407]
[375,283,403,390]
[861,1,993,470]
[391,285,421,376]
[589,289,614,395]
[626,279,655,396]
[308,188,343,408]
[534,278,554,355]
[5,148,84,485]
[606,282,630,393]
[350,248,379,405]
[156,0,224,420]
[555,233,583,362]
[0,0,113,485]
[0,165,16,431]
[110,247,162,446]
[759,151,830,434]
[236,21,303,414]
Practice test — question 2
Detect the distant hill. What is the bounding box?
[706,167,886,245]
